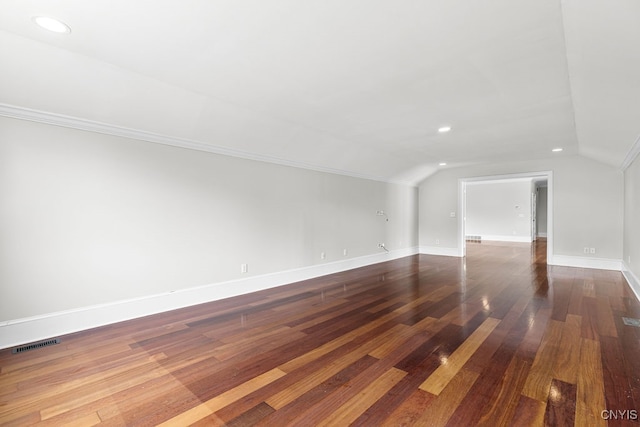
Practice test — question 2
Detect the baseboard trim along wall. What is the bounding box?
[622,261,640,302]
[476,235,533,243]
[0,247,418,350]
[419,246,463,257]
[550,255,623,271]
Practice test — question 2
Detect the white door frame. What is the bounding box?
[531,189,537,241]
[457,171,553,263]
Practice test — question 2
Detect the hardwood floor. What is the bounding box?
[1,240,639,426]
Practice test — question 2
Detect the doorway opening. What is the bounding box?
[458,171,553,264]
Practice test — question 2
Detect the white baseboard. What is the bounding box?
[550,255,622,271]
[478,235,532,243]
[419,246,462,257]
[0,247,418,350]
[622,261,640,302]
[537,232,548,238]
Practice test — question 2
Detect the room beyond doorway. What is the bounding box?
[458,171,553,263]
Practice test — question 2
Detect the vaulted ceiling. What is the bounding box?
[1,0,638,184]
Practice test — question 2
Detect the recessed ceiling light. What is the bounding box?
[552,148,563,152]
[33,16,71,34]
[439,162,447,166]
[438,126,452,133]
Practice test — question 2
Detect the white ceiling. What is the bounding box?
[0,0,638,184]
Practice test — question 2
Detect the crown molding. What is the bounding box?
[621,133,640,171]
[0,103,415,186]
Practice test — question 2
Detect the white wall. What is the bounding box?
[0,117,418,323]
[466,180,532,242]
[536,186,548,236]
[623,153,640,299]
[419,156,624,266]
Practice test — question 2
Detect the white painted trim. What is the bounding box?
[0,103,415,187]
[477,235,532,243]
[537,232,548,238]
[550,255,622,271]
[621,133,640,171]
[459,180,467,257]
[419,246,462,257]
[0,247,418,350]
[622,261,640,302]
[465,177,535,185]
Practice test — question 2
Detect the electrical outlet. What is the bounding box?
[343,249,348,256]
[240,264,248,273]
[590,248,596,254]
[583,247,589,254]
[436,239,440,245]
[320,252,326,260]
[377,243,385,248]
[450,212,456,218]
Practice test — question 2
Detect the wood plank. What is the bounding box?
[23,353,170,422]
[414,368,479,427]
[210,327,307,361]
[581,297,600,341]
[476,356,532,425]
[367,323,417,359]
[576,339,607,426]
[510,395,546,427]
[375,388,435,427]
[521,319,563,402]
[265,329,396,409]
[444,312,531,426]
[350,375,425,426]
[225,402,274,427]
[252,355,378,427]
[419,317,500,395]
[157,368,286,426]
[599,335,637,415]
[551,279,572,321]
[595,296,618,338]
[552,314,582,384]
[278,313,406,373]
[315,367,406,426]
[543,379,577,427]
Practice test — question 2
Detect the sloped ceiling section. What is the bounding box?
[561,0,640,168]
[0,1,638,184]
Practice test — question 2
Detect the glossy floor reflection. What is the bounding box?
[1,240,639,426]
